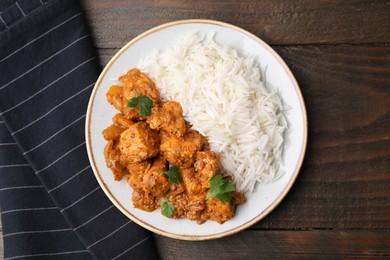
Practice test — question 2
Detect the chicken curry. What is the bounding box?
[103,68,246,224]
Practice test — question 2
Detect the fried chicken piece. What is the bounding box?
[106,85,123,112]
[126,160,151,175]
[169,193,189,219]
[206,198,234,224]
[104,140,127,181]
[119,68,159,120]
[127,170,143,191]
[127,157,169,198]
[232,191,247,205]
[180,168,203,195]
[102,114,134,141]
[112,113,134,128]
[187,129,208,149]
[147,101,186,138]
[132,190,159,212]
[194,151,218,189]
[117,122,160,164]
[179,168,207,222]
[142,156,170,197]
[186,194,207,224]
[160,129,206,168]
[168,183,186,196]
[102,124,125,141]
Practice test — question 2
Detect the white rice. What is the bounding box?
[139,32,287,193]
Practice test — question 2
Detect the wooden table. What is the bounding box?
[2,0,389,258]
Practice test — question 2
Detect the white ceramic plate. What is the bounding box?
[86,19,307,240]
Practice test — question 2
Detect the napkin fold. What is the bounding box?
[0,0,159,259]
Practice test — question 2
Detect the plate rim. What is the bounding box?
[85,19,308,240]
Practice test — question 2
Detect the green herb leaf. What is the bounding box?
[138,96,153,117]
[127,96,139,107]
[162,166,182,184]
[161,201,175,218]
[206,175,235,203]
[126,95,152,116]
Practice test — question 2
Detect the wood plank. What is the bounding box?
[154,230,390,259]
[80,0,390,48]
[96,45,390,229]
[254,44,390,229]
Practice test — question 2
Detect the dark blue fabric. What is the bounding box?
[0,0,159,259]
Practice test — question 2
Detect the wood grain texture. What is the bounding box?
[2,0,390,258]
[96,45,390,229]
[80,0,390,48]
[255,45,390,229]
[154,231,390,259]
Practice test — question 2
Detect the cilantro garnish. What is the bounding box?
[162,166,182,184]
[127,97,139,107]
[127,95,152,117]
[161,201,175,218]
[206,175,235,203]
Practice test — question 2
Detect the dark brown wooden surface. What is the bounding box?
[4,0,386,258]
[83,0,390,259]
[81,0,390,47]
[154,231,390,259]
[0,0,388,258]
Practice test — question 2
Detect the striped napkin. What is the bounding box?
[0,0,159,259]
